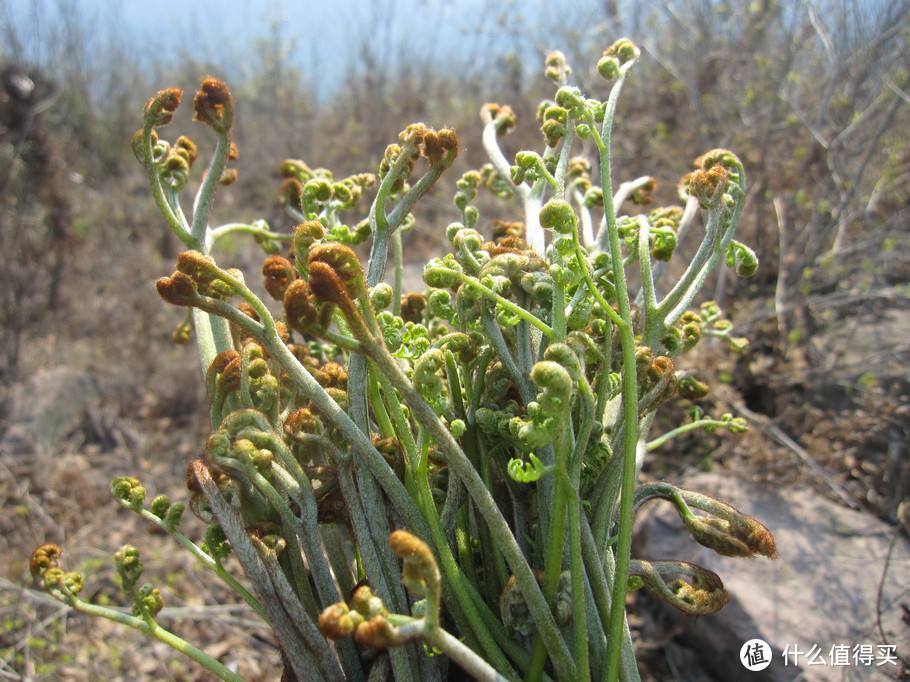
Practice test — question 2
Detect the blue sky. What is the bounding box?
[3,0,608,98]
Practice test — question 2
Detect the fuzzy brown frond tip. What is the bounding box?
[278,178,303,209]
[319,603,362,640]
[156,272,197,306]
[30,543,63,578]
[262,255,297,300]
[695,148,741,172]
[283,279,322,334]
[354,615,401,649]
[389,530,440,598]
[193,77,233,132]
[144,87,182,127]
[480,102,517,135]
[308,243,365,295]
[307,261,353,309]
[424,127,459,165]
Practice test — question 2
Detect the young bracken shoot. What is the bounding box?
[32,40,776,681]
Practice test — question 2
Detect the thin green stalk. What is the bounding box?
[645,419,733,452]
[598,61,642,682]
[375,372,518,679]
[208,221,291,246]
[566,476,590,682]
[526,416,572,681]
[365,343,577,680]
[190,130,230,243]
[441,270,553,338]
[391,229,403,315]
[581,520,640,682]
[128,505,266,621]
[637,217,658,338]
[57,592,244,682]
[142,125,194,247]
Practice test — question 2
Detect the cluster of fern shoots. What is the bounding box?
[31,40,776,682]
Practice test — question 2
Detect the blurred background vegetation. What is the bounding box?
[0,0,907,678]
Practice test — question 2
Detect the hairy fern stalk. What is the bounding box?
[31,40,777,682]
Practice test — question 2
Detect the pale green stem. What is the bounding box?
[192,463,329,680]
[596,60,642,682]
[637,217,658,339]
[443,269,553,337]
[481,121,529,202]
[207,221,291,247]
[391,229,403,315]
[645,419,733,452]
[191,130,230,243]
[364,342,577,680]
[126,504,266,621]
[580,520,640,682]
[53,591,243,682]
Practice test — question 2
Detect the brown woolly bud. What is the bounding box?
[177,250,216,279]
[630,177,657,205]
[218,167,238,185]
[308,244,366,300]
[30,543,63,578]
[287,343,311,363]
[169,251,235,300]
[400,292,427,324]
[480,103,516,135]
[144,87,182,127]
[312,362,348,389]
[631,559,728,616]
[280,158,312,179]
[425,127,459,166]
[175,135,198,165]
[279,178,303,209]
[389,530,440,599]
[261,255,297,301]
[355,616,402,649]
[193,77,233,132]
[665,489,778,559]
[171,316,192,344]
[156,272,197,306]
[209,349,240,377]
[485,236,532,256]
[274,320,291,344]
[293,220,325,262]
[228,142,239,161]
[236,302,260,322]
[185,460,205,494]
[647,355,674,383]
[371,436,403,477]
[567,157,590,179]
[283,279,321,334]
[691,506,776,558]
[695,148,741,172]
[283,407,320,441]
[491,220,525,241]
[220,355,242,392]
[399,122,430,147]
[319,602,363,640]
[687,166,729,209]
[350,584,387,618]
